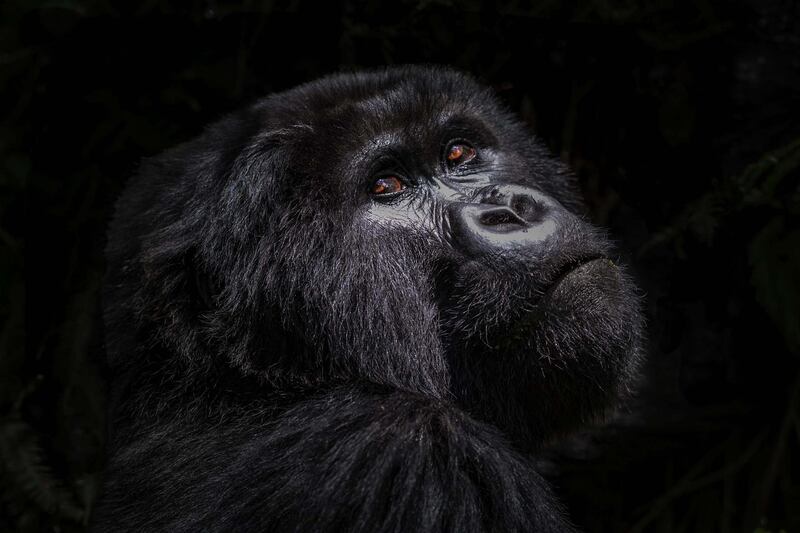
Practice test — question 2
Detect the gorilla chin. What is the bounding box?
[94,65,644,533]
[450,252,642,446]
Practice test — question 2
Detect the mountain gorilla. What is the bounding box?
[94,66,643,532]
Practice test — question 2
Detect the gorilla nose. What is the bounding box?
[449,185,560,255]
[476,205,528,229]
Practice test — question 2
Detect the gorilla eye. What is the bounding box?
[446,143,477,166]
[371,176,406,196]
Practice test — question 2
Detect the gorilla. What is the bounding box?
[94,66,643,532]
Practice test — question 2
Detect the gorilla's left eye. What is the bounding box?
[446,143,477,166]
[371,176,406,196]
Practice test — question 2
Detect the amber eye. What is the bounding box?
[371,175,405,195]
[446,143,477,166]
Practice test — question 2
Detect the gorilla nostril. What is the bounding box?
[511,195,543,223]
[479,207,527,227]
[483,187,506,206]
[479,187,546,223]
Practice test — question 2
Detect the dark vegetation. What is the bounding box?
[1,1,798,532]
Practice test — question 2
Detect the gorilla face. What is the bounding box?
[106,66,643,447]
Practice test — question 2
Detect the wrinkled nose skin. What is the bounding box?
[449,185,562,256]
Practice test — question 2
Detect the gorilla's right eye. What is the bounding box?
[371,176,406,196]
[446,142,477,167]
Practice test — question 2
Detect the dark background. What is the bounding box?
[2,1,799,532]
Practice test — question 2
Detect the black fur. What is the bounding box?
[94,66,643,532]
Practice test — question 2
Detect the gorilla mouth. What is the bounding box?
[543,255,607,295]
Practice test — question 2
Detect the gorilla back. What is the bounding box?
[95,66,643,532]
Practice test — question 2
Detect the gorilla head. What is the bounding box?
[105,65,643,450]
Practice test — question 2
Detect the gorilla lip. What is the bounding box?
[544,255,607,295]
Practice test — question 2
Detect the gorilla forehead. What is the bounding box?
[260,67,506,153]
[280,66,493,117]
